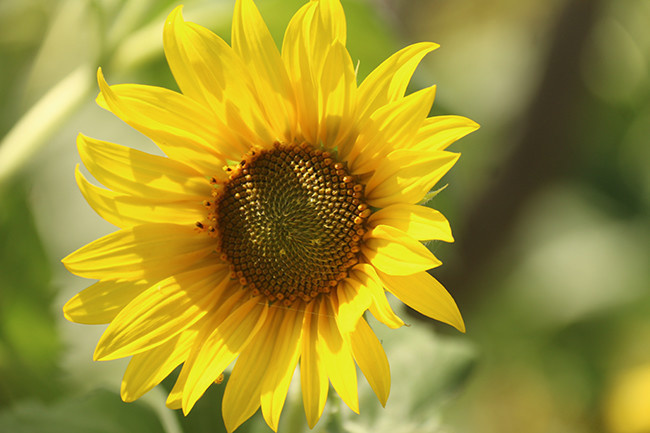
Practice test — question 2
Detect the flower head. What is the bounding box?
[62,0,478,431]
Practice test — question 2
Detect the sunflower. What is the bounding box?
[62,0,478,431]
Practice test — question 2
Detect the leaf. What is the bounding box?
[0,180,62,405]
[0,389,165,433]
[344,313,477,433]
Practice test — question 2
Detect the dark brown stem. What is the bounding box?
[436,0,603,310]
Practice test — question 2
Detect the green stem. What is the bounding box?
[0,64,94,184]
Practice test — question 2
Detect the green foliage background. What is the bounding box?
[1,0,649,432]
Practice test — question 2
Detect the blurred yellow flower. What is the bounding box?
[62,0,478,431]
[605,364,650,433]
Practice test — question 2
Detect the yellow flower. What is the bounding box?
[62,0,478,431]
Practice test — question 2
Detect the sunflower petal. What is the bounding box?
[63,279,149,325]
[378,270,465,332]
[313,0,346,45]
[165,384,183,410]
[350,318,390,406]
[318,300,359,413]
[94,265,228,361]
[163,6,212,106]
[368,203,454,242]
[260,305,304,431]
[232,0,295,141]
[333,278,371,335]
[357,42,439,121]
[350,264,404,329]
[282,2,319,143]
[309,0,346,72]
[166,283,245,410]
[77,134,210,200]
[96,69,224,174]
[121,326,198,402]
[181,294,268,414]
[222,304,279,433]
[410,115,480,152]
[165,6,277,151]
[62,223,215,281]
[317,40,357,150]
[362,225,441,276]
[365,149,460,208]
[75,167,204,229]
[348,86,436,173]
[301,300,328,428]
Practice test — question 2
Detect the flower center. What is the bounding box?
[212,142,370,305]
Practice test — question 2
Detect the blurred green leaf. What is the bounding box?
[343,317,477,433]
[0,179,62,405]
[162,369,229,433]
[166,370,275,433]
[0,388,166,433]
[0,0,56,135]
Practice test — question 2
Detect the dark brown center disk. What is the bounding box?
[215,143,369,305]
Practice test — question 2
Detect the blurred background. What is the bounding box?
[1,0,649,432]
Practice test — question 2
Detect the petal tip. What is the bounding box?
[416,41,440,52]
[62,309,75,324]
[378,389,390,407]
[96,67,105,86]
[94,336,118,361]
[454,317,466,333]
[166,394,182,410]
[165,4,185,30]
[92,347,103,362]
[181,392,199,417]
[95,68,112,107]
[120,383,137,403]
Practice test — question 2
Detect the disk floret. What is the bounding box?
[201,142,370,305]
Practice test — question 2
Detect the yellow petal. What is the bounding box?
[94,264,228,361]
[166,389,182,410]
[62,223,215,281]
[181,293,268,414]
[164,6,277,150]
[231,0,295,141]
[350,318,390,406]
[165,282,245,410]
[260,305,304,431]
[318,300,359,413]
[410,115,480,152]
[282,2,319,143]
[121,325,198,402]
[333,278,371,335]
[357,42,439,122]
[362,225,441,276]
[77,134,210,200]
[368,203,454,242]
[96,69,225,174]
[377,270,465,332]
[63,279,149,325]
[311,0,346,45]
[365,149,460,208]
[300,300,328,428]
[166,383,183,410]
[297,0,346,72]
[317,40,357,151]
[283,0,348,144]
[348,86,436,173]
[349,264,404,329]
[222,305,280,433]
[75,167,204,229]
[163,6,213,107]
